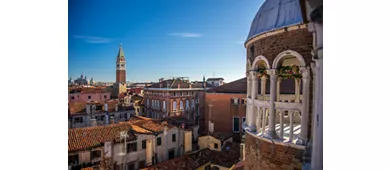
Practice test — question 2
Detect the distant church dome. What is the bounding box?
[246,0,303,42]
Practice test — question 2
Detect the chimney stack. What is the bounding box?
[184,130,193,153]
[86,104,91,114]
[104,103,108,112]
[90,119,97,126]
[110,116,115,124]
[178,84,180,89]
[189,84,192,89]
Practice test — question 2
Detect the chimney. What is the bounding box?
[91,104,96,114]
[146,139,153,166]
[104,103,108,112]
[184,130,193,153]
[90,119,97,126]
[105,114,109,125]
[86,104,91,114]
[189,84,192,89]
[110,116,115,124]
[178,84,180,89]
[159,78,164,83]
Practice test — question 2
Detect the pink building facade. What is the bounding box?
[68,92,111,102]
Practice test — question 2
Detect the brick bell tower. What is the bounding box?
[116,43,126,84]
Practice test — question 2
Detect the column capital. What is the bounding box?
[266,69,277,75]
[300,67,310,80]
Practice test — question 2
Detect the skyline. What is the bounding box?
[68,0,264,83]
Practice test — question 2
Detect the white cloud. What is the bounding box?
[168,32,202,38]
[73,35,112,43]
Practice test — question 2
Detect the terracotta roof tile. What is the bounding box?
[68,124,136,152]
[142,148,216,170]
[207,77,297,94]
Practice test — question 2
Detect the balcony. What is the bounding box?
[244,94,306,145]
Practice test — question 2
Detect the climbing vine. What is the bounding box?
[277,65,302,79]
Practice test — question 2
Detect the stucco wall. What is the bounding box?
[198,136,222,151]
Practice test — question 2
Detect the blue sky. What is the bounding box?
[69,0,264,83]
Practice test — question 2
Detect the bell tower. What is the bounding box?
[116,43,126,84]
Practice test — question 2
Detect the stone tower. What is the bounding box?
[116,43,126,84]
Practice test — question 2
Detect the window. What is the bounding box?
[214,143,218,149]
[172,134,176,142]
[121,64,124,67]
[180,101,184,110]
[163,101,166,110]
[139,160,146,169]
[147,99,150,106]
[241,99,245,104]
[88,96,91,99]
[75,117,83,123]
[205,165,211,170]
[186,100,189,109]
[127,142,137,153]
[117,64,119,67]
[68,154,79,165]
[168,149,175,159]
[232,98,238,105]
[157,100,160,108]
[104,95,107,99]
[71,96,74,100]
[233,117,240,132]
[173,101,177,111]
[191,99,195,108]
[142,140,146,149]
[157,137,162,146]
[96,115,104,121]
[126,162,135,170]
[91,150,101,159]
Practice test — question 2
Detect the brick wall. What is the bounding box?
[246,26,313,68]
[244,132,305,170]
[204,93,246,134]
[116,70,126,83]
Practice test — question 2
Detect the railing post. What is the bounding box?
[261,75,267,100]
[257,107,261,132]
[262,108,266,135]
[289,110,294,142]
[279,110,284,140]
[247,71,258,132]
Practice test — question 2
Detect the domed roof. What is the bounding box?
[246,0,303,42]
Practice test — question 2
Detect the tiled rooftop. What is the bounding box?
[208,132,234,143]
[68,123,136,152]
[148,78,213,89]
[121,116,176,134]
[207,77,297,94]
[143,142,240,169]
[68,99,134,115]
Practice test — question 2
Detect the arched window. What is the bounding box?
[157,100,160,108]
[191,99,195,108]
[147,99,150,106]
[180,101,184,110]
[173,101,177,111]
[186,100,189,109]
[163,101,166,110]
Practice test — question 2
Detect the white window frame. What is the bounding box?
[180,101,184,111]
[233,116,240,133]
[173,101,177,112]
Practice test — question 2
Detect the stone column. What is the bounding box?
[297,68,311,145]
[261,75,267,100]
[248,71,258,131]
[295,78,301,103]
[247,72,252,98]
[276,77,282,101]
[265,69,278,139]
[251,71,259,100]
